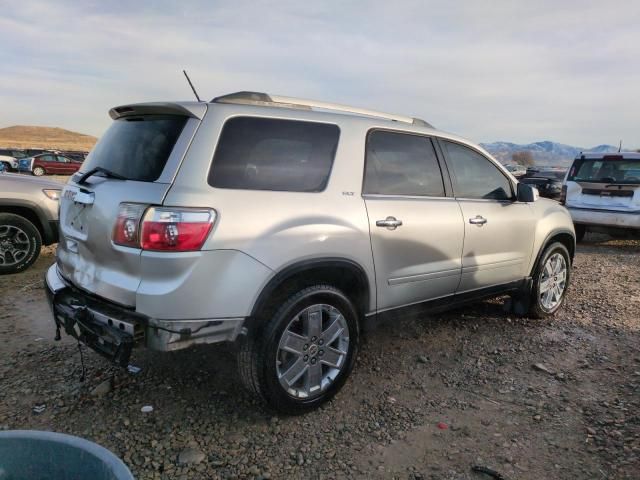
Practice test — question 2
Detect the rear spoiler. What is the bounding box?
[109,102,207,120]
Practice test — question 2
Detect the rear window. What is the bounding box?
[209,117,339,192]
[568,158,640,184]
[81,115,187,182]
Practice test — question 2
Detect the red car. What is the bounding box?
[20,153,83,176]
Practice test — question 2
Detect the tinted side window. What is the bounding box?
[41,155,55,162]
[209,117,339,192]
[441,141,513,200]
[364,130,445,196]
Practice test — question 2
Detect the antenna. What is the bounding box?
[182,70,202,102]
[618,140,622,152]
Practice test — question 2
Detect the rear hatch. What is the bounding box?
[565,155,640,212]
[57,103,205,307]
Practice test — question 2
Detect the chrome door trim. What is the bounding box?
[362,193,457,202]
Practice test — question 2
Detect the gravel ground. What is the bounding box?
[1,234,639,479]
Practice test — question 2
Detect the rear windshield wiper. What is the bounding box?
[77,167,127,185]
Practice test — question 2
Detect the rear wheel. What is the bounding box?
[0,213,42,275]
[527,242,571,319]
[33,166,45,176]
[574,224,586,242]
[238,285,359,414]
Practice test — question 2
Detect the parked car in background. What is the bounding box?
[46,92,575,413]
[562,153,640,241]
[23,148,53,157]
[0,148,26,171]
[520,169,566,200]
[58,150,88,163]
[505,164,527,177]
[18,153,83,176]
[0,148,28,160]
[0,155,18,172]
[0,173,60,274]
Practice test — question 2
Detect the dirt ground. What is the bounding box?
[0,235,639,480]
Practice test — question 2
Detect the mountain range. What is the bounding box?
[480,140,619,166]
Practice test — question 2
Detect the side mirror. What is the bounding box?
[517,182,538,202]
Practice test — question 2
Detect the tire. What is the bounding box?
[238,284,360,414]
[0,213,42,275]
[32,166,45,176]
[574,224,586,243]
[527,242,571,319]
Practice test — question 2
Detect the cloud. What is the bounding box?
[0,0,638,147]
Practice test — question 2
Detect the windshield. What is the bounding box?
[568,159,640,184]
[81,115,187,182]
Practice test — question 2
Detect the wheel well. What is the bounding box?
[250,261,370,326]
[0,206,44,240]
[549,232,575,263]
[528,231,575,279]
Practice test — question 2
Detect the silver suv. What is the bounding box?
[46,92,575,413]
[1,172,61,274]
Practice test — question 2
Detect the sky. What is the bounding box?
[1,0,639,147]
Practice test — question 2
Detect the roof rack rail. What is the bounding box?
[211,91,433,128]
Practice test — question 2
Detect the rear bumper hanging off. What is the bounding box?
[45,265,139,366]
[44,264,246,366]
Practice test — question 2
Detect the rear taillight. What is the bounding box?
[560,185,567,205]
[113,204,216,251]
[140,207,215,251]
[113,203,147,247]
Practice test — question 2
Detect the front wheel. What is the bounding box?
[527,242,571,318]
[238,285,359,414]
[32,166,46,176]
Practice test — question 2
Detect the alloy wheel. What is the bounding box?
[276,303,350,399]
[539,252,567,311]
[0,225,31,267]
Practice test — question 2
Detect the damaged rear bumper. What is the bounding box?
[45,264,245,366]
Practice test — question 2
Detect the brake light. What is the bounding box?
[140,207,215,251]
[560,185,567,205]
[113,203,147,247]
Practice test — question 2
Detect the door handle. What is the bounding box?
[469,215,487,226]
[376,216,403,230]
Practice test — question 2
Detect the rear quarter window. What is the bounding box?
[208,117,340,192]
